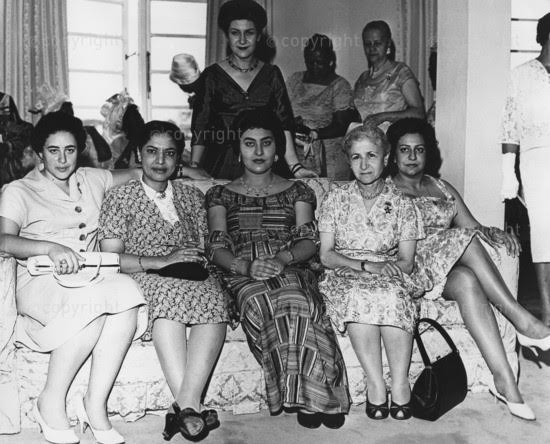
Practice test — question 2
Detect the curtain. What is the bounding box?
[205,0,273,67]
[0,0,69,122]
[397,0,437,108]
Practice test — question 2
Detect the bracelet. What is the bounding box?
[285,249,294,264]
[188,160,200,168]
[230,257,249,275]
[138,256,145,271]
[290,163,304,175]
[360,261,367,272]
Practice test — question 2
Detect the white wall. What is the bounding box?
[437,0,511,227]
[271,0,400,86]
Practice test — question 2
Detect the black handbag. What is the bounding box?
[146,262,209,281]
[411,318,468,421]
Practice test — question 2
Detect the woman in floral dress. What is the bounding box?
[318,124,429,421]
[99,121,229,441]
[387,117,550,421]
[206,109,350,429]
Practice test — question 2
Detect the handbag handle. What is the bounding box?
[413,317,459,367]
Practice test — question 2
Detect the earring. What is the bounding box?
[274,154,279,162]
[238,154,242,163]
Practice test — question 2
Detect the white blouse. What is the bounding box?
[501,59,550,151]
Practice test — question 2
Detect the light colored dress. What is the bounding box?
[98,180,230,341]
[318,179,430,334]
[404,176,482,299]
[286,72,354,180]
[0,167,147,352]
[501,58,550,262]
[353,62,419,132]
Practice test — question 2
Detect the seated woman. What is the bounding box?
[287,34,359,180]
[99,121,229,442]
[0,111,147,444]
[206,109,350,428]
[387,117,550,421]
[318,124,429,421]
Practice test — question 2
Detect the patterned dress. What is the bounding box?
[98,180,230,341]
[205,181,350,414]
[353,62,419,133]
[405,176,482,299]
[318,179,430,334]
[286,72,355,180]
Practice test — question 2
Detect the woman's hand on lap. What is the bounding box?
[48,244,84,274]
[249,258,281,280]
[334,266,361,279]
[162,246,204,267]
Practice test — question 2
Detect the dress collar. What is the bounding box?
[140,175,173,201]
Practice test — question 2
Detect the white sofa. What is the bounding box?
[0,178,519,433]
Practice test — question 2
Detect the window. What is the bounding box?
[67,0,207,133]
[510,0,550,68]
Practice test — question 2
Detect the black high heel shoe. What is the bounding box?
[365,394,389,420]
[321,413,345,429]
[162,402,207,441]
[201,409,220,431]
[389,400,412,420]
[296,411,322,429]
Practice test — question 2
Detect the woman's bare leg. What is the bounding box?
[85,308,138,430]
[444,265,522,402]
[458,237,549,338]
[380,326,412,406]
[348,323,386,404]
[39,316,105,429]
[534,262,550,326]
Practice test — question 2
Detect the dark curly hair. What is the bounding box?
[362,20,396,63]
[231,108,286,159]
[31,111,87,155]
[304,34,336,72]
[386,118,442,178]
[137,120,185,156]
[537,12,550,46]
[218,0,267,35]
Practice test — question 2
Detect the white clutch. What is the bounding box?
[27,252,120,276]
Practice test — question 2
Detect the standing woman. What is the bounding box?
[353,21,425,132]
[287,34,359,180]
[206,109,350,428]
[99,121,229,442]
[190,0,316,179]
[318,124,429,421]
[0,111,147,444]
[501,12,550,327]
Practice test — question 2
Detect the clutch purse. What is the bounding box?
[411,318,468,421]
[146,262,209,281]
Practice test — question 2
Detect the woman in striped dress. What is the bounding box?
[206,109,350,428]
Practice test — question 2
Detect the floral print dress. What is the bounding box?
[318,179,430,334]
[406,176,482,299]
[99,180,230,341]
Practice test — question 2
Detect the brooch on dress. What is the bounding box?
[383,202,392,214]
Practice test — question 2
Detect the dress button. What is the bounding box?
[79,223,86,229]
[79,234,86,241]
[75,206,82,213]
[79,249,85,253]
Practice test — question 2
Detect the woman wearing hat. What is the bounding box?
[188,0,317,180]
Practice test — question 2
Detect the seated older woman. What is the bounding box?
[318,124,430,421]
[0,111,147,444]
[387,117,550,421]
[99,121,230,442]
[206,109,350,429]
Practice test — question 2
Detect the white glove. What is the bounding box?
[501,152,519,200]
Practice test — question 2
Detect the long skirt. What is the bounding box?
[228,267,350,414]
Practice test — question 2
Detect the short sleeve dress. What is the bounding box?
[318,179,431,334]
[205,181,350,415]
[353,62,419,132]
[0,167,147,352]
[191,63,295,179]
[98,180,230,341]
[286,72,355,180]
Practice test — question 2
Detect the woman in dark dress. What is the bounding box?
[189,0,316,180]
[206,109,350,428]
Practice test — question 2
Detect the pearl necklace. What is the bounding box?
[240,175,273,197]
[227,55,259,73]
[358,179,384,200]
